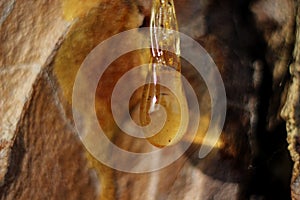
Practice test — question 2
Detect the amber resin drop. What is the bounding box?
[140,0,188,147]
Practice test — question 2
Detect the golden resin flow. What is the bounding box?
[140,0,189,147]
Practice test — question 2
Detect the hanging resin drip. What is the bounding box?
[140,0,188,147]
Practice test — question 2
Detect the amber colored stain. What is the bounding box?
[54,2,144,199]
[62,0,102,21]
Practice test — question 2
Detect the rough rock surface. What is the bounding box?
[0,71,99,199]
[0,0,70,185]
[281,1,300,199]
[0,0,99,199]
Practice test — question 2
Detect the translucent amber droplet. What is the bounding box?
[140,0,188,147]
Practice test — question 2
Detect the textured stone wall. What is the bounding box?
[281,2,300,199]
[0,0,99,199]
